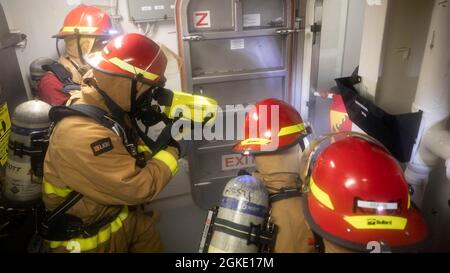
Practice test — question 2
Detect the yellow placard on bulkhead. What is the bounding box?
[0,103,12,166]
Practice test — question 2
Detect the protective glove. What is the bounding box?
[169,125,195,158]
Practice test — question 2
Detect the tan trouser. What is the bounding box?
[48,210,162,253]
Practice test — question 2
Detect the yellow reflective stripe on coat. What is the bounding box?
[137,145,152,154]
[62,26,99,34]
[154,150,178,176]
[240,138,272,145]
[344,215,408,230]
[43,179,73,198]
[49,206,129,252]
[108,57,160,81]
[310,177,335,210]
[278,123,305,137]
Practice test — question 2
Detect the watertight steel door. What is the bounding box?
[176,0,301,209]
[0,3,27,112]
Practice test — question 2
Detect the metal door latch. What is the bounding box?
[275,28,304,35]
[182,35,204,41]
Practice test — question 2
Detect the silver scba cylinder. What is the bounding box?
[3,100,51,204]
[208,175,269,253]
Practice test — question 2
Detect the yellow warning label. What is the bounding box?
[0,103,12,166]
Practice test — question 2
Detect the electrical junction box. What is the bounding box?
[127,0,176,22]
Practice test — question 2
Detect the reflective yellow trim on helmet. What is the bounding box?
[108,57,160,81]
[43,179,73,198]
[240,138,272,145]
[310,177,335,210]
[154,150,178,176]
[344,215,408,230]
[278,123,305,137]
[137,145,152,154]
[407,194,411,209]
[62,26,99,34]
[49,206,129,252]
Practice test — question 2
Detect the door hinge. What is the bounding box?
[311,23,322,45]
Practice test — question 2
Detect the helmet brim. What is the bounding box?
[53,32,113,39]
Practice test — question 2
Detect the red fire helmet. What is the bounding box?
[85,33,168,86]
[55,4,113,38]
[233,98,309,154]
[303,135,428,252]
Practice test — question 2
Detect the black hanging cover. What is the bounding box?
[335,76,422,162]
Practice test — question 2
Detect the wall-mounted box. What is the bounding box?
[127,0,176,22]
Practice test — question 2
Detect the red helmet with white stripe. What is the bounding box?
[233,98,309,154]
[55,5,113,38]
[303,135,428,252]
[85,33,167,86]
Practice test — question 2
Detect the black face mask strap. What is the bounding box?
[130,75,156,150]
[130,76,140,117]
[128,75,174,155]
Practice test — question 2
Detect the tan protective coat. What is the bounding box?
[43,72,178,253]
[253,145,315,253]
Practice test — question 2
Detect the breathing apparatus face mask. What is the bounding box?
[129,83,219,154]
[133,87,171,128]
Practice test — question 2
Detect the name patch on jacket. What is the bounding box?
[91,138,113,156]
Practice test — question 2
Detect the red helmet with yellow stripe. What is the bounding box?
[55,4,113,38]
[302,135,428,252]
[85,33,167,86]
[233,98,309,154]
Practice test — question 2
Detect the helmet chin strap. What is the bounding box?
[56,38,62,58]
[74,28,86,66]
[56,29,91,76]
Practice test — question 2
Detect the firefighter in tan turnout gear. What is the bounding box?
[233,98,315,253]
[40,33,186,253]
[37,4,114,106]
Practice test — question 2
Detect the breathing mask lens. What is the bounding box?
[133,87,170,128]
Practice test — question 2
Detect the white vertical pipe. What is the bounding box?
[405,0,450,206]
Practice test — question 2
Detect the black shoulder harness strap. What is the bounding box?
[49,104,115,129]
[42,62,80,92]
[269,188,302,203]
[49,104,125,140]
